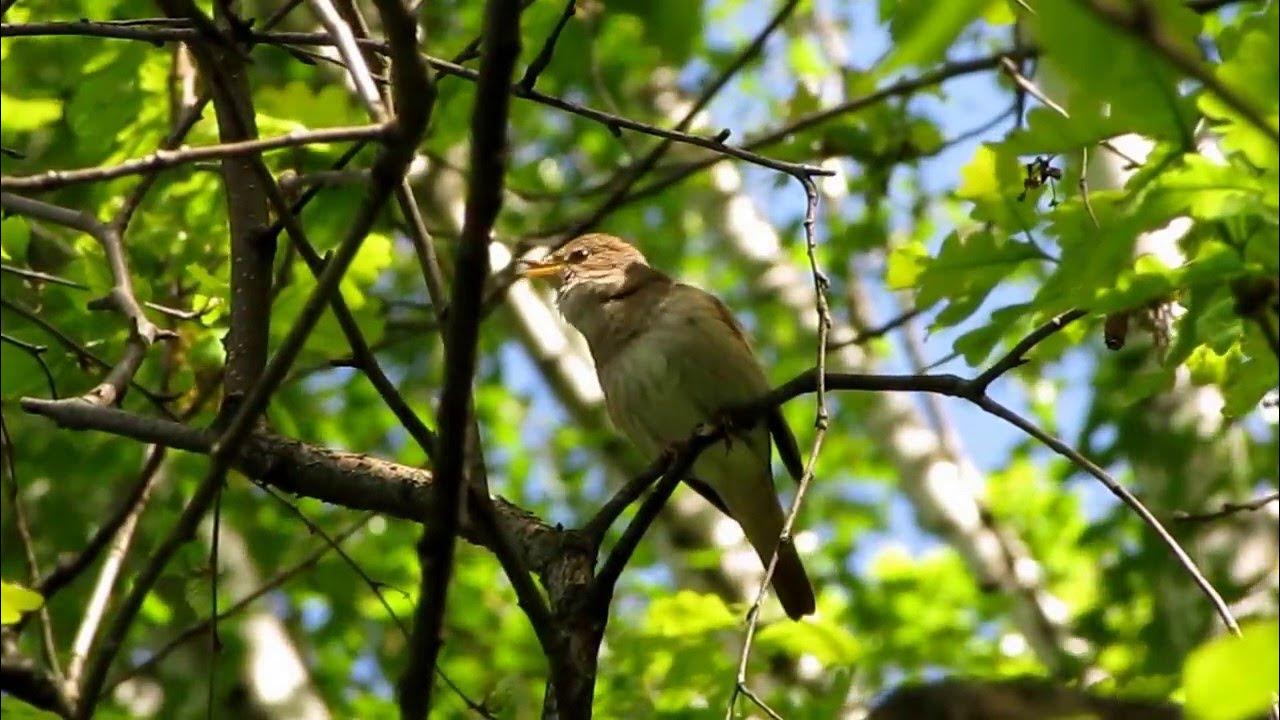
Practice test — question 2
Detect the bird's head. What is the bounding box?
[516,233,649,293]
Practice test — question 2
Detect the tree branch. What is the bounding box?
[0,124,389,192]
[0,193,172,407]
[728,173,830,716]
[399,0,529,716]
[0,298,176,414]
[560,0,800,240]
[15,399,561,586]
[517,0,575,92]
[0,648,73,718]
[65,0,435,708]
[0,23,831,179]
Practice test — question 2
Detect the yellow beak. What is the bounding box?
[516,258,564,280]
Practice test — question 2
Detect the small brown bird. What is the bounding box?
[518,233,816,619]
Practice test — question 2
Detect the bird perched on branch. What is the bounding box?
[518,233,816,619]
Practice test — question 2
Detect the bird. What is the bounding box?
[518,233,816,620]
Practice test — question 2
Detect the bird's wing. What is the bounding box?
[660,284,773,415]
[769,408,805,484]
[607,283,816,618]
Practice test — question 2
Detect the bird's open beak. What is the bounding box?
[516,258,564,280]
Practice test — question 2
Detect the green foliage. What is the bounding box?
[1183,621,1280,720]
[0,698,62,720]
[0,581,43,625]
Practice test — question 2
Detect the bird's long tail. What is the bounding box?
[768,538,816,620]
[734,487,816,620]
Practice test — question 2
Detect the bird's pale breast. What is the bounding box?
[599,285,772,470]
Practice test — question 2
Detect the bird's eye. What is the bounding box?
[567,248,590,263]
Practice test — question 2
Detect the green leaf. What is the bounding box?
[886,241,928,290]
[758,617,861,665]
[608,0,703,63]
[884,0,991,72]
[644,591,737,637]
[953,303,1034,365]
[1032,0,1200,144]
[1201,4,1280,171]
[0,697,62,720]
[0,94,62,133]
[956,144,1043,231]
[1,215,31,262]
[0,581,44,625]
[914,230,1043,309]
[1143,154,1279,221]
[1183,620,1279,720]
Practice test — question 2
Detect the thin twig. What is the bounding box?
[975,393,1241,635]
[997,57,1102,226]
[0,414,68,698]
[105,514,374,691]
[826,306,923,350]
[110,97,210,235]
[587,434,719,612]
[1174,491,1280,522]
[517,0,575,92]
[999,56,1068,117]
[728,173,829,717]
[1,262,90,289]
[37,375,218,597]
[0,333,58,398]
[0,124,390,192]
[0,23,832,180]
[0,194,169,407]
[63,445,169,694]
[307,0,386,119]
[0,297,176,413]
[558,0,801,242]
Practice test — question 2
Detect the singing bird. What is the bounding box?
[518,233,816,620]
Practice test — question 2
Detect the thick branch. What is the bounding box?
[17,398,560,574]
[400,0,528,717]
[0,649,73,718]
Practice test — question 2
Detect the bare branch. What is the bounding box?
[0,23,831,179]
[0,649,74,718]
[1175,491,1280,522]
[0,193,171,407]
[0,124,389,192]
[15,400,560,583]
[0,298,175,413]
[517,0,576,92]
[728,173,829,715]
[399,0,533,716]
[0,332,58,398]
[63,445,168,693]
[106,513,373,692]
[560,0,801,241]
